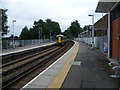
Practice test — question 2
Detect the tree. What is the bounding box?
[63,28,73,39]
[32,19,61,39]
[83,25,92,31]
[19,19,62,40]
[63,20,82,38]
[1,9,9,36]
[51,21,61,35]
[69,20,82,37]
[45,19,61,35]
[19,26,30,40]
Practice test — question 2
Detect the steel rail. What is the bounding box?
[1,46,56,69]
[2,47,60,88]
[1,44,55,65]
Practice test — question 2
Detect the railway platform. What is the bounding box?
[21,41,120,89]
[1,42,55,56]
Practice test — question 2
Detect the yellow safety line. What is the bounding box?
[47,41,80,88]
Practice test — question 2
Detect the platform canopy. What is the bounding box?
[95,0,120,13]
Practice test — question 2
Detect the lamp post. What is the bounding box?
[12,20,16,49]
[54,32,56,41]
[50,30,52,42]
[38,28,40,44]
[88,14,94,49]
[39,27,42,44]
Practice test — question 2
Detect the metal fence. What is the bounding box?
[2,39,53,49]
[75,35,108,51]
[94,36,108,51]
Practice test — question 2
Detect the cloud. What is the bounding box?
[2,0,101,36]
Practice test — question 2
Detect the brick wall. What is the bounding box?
[111,2,120,60]
[94,14,108,29]
[94,14,108,36]
[112,17,120,60]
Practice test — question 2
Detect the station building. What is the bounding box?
[94,14,108,37]
[96,0,120,61]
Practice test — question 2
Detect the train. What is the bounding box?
[56,34,66,46]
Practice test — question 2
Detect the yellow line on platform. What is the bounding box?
[47,41,79,88]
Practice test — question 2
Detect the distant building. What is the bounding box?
[96,0,120,61]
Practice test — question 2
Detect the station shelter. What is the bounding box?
[96,0,120,61]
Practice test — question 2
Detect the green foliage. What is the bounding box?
[63,29,73,39]
[19,19,61,40]
[19,26,30,40]
[63,20,82,38]
[1,9,9,36]
[83,25,92,31]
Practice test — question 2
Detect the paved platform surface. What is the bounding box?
[61,41,120,88]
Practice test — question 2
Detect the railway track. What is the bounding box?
[1,44,55,65]
[2,46,58,71]
[2,41,74,89]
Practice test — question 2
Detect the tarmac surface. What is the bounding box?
[61,41,120,88]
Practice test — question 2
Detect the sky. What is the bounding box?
[1,0,105,37]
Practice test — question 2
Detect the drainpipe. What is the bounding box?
[108,11,111,58]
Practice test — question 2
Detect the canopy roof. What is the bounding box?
[95,0,120,13]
